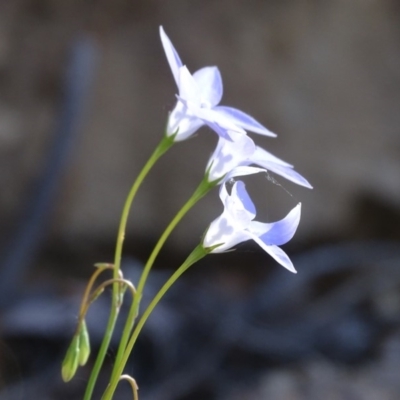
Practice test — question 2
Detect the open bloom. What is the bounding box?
[207,131,312,188]
[203,169,301,272]
[160,26,275,141]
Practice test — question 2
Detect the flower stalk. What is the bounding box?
[83,134,175,400]
[102,244,212,399]
[110,172,218,383]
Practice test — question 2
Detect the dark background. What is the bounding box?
[0,1,400,399]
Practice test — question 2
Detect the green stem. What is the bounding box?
[113,135,175,284]
[83,135,174,400]
[83,311,118,400]
[110,174,215,381]
[102,245,210,400]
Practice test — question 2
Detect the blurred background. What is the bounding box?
[1,0,400,399]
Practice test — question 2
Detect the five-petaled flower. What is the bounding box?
[160,26,276,141]
[202,167,301,273]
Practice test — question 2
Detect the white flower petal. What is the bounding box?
[159,26,183,88]
[225,182,255,228]
[253,158,313,189]
[214,106,277,137]
[207,134,256,181]
[253,146,293,167]
[203,213,251,252]
[193,66,223,107]
[190,105,246,134]
[167,100,204,139]
[219,179,229,203]
[233,181,256,216]
[250,203,301,245]
[252,240,297,273]
[178,66,200,103]
[224,165,266,182]
[203,121,232,140]
[206,108,247,134]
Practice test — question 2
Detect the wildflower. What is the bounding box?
[160,26,275,141]
[207,132,312,188]
[203,169,301,272]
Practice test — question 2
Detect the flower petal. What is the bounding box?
[252,157,313,189]
[185,102,246,134]
[219,177,229,203]
[250,203,301,246]
[207,134,256,181]
[252,146,293,167]
[178,66,200,102]
[223,181,256,228]
[159,26,183,88]
[193,66,223,107]
[203,213,252,252]
[203,120,232,140]
[233,181,256,216]
[224,165,266,182]
[167,100,204,140]
[251,238,297,273]
[214,106,277,137]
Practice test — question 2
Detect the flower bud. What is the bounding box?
[62,334,80,382]
[78,320,90,366]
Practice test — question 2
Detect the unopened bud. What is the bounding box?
[61,334,80,382]
[78,320,90,366]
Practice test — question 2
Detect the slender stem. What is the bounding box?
[102,245,209,400]
[112,135,175,286]
[77,265,114,324]
[89,279,136,306]
[111,175,215,381]
[83,135,174,400]
[120,375,139,400]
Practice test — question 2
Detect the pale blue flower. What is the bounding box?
[160,26,276,141]
[203,168,301,273]
[207,132,312,188]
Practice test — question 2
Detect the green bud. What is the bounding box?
[78,320,91,366]
[61,334,80,382]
